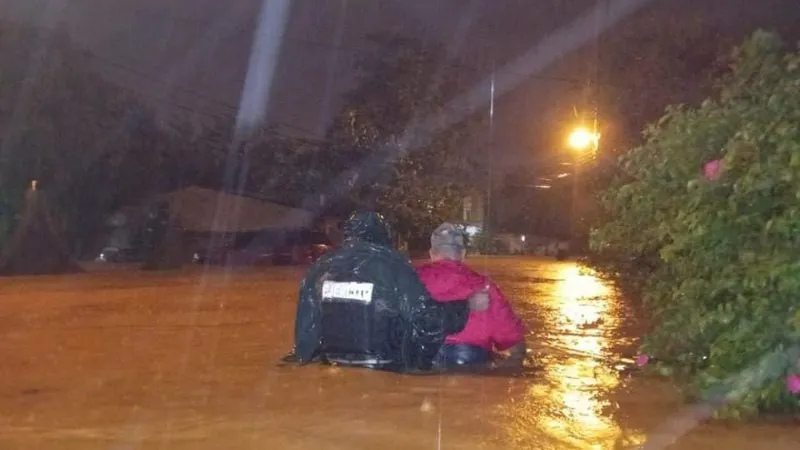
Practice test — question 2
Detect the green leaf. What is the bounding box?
[589,30,800,418]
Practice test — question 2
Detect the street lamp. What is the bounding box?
[566,126,599,256]
[567,127,600,151]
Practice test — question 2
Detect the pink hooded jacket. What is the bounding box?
[416,260,525,351]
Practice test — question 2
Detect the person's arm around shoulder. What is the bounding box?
[503,339,528,367]
[395,258,489,369]
[398,260,468,340]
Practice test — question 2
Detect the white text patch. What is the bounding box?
[321,281,374,303]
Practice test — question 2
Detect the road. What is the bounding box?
[0,257,798,449]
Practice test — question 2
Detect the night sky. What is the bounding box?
[2,0,799,171]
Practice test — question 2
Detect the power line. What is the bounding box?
[86,52,324,139]
[65,2,614,152]
[67,0,600,89]
[68,0,248,30]
[66,2,608,144]
[281,34,593,87]
[87,52,239,112]
[76,0,605,89]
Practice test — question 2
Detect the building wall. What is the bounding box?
[452,191,485,233]
[460,193,485,226]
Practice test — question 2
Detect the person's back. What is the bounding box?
[292,212,470,372]
[416,223,526,369]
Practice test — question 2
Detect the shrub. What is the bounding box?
[591,30,800,417]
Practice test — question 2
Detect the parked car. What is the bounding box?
[95,246,143,263]
[194,229,334,266]
[192,233,253,265]
[271,230,335,265]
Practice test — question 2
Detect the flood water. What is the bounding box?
[0,257,797,449]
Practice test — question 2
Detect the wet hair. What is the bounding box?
[430,223,466,261]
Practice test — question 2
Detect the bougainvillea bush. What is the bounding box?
[591,31,800,418]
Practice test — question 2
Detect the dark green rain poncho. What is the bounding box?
[292,211,469,372]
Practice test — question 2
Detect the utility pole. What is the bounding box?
[566,127,599,255]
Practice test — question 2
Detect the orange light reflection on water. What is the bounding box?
[497,263,646,449]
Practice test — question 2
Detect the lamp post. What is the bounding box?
[566,127,599,253]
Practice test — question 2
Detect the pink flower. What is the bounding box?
[786,374,800,395]
[635,354,650,367]
[703,159,722,181]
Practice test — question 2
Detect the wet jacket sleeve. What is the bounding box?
[395,262,468,370]
[398,262,469,339]
[294,261,324,363]
[487,283,526,351]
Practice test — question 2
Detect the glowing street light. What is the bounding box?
[567,127,600,151]
[565,126,599,252]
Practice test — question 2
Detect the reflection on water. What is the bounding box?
[5,260,800,449]
[498,262,646,449]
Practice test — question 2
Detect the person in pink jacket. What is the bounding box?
[416,223,527,370]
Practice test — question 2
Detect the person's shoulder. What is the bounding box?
[311,246,343,267]
[334,242,411,271]
[317,241,370,263]
[300,245,351,280]
[452,260,488,282]
[418,261,486,292]
[416,260,460,278]
[415,260,436,273]
[455,260,481,274]
[385,250,418,273]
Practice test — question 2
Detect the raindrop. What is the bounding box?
[420,397,435,413]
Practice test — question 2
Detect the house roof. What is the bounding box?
[156,186,314,232]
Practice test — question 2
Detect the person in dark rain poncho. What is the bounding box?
[286,211,486,373]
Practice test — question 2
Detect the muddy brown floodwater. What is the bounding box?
[0,257,798,449]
